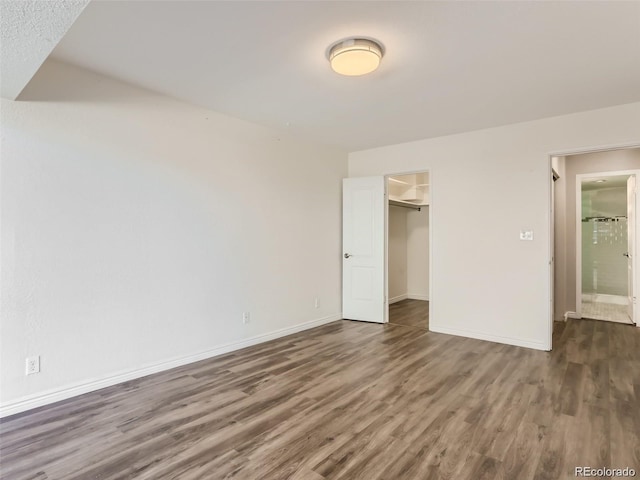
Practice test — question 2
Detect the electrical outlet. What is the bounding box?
[242,312,250,324]
[26,356,40,375]
[314,297,320,309]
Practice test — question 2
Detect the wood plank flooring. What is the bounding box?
[389,299,429,330]
[1,318,639,480]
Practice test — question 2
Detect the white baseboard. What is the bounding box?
[407,293,429,301]
[565,311,581,320]
[389,294,408,304]
[429,324,549,351]
[389,294,429,304]
[0,313,342,419]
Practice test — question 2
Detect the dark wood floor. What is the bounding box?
[1,318,639,480]
[389,299,429,329]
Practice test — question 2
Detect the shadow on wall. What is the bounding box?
[17,60,146,103]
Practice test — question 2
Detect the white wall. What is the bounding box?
[406,208,429,300]
[388,206,408,302]
[350,102,640,350]
[0,60,347,416]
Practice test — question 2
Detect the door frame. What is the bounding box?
[575,169,640,324]
[384,170,432,325]
[547,142,640,347]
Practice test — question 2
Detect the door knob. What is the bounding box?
[344,253,352,258]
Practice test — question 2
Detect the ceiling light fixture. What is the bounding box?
[328,38,383,76]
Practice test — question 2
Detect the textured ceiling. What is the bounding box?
[23,1,640,150]
[0,0,88,99]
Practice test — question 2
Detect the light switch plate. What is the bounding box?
[520,230,534,241]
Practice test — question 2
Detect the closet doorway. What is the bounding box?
[386,172,430,330]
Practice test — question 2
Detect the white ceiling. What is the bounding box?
[0,0,88,99]
[44,1,640,151]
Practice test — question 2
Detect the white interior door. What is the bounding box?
[627,175,636,323]
[342,176,385,323]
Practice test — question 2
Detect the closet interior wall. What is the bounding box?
[388,205,429,303]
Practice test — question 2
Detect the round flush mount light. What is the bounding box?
[328,38,384,76]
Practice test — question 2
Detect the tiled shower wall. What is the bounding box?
[582,219,628,296]
[582,186,628,296]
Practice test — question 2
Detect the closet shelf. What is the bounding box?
[388,172,430,208]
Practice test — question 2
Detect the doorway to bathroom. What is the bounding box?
[578,172,636,324]
[552,147,640,327]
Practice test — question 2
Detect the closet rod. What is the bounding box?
[389,199,422,211]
